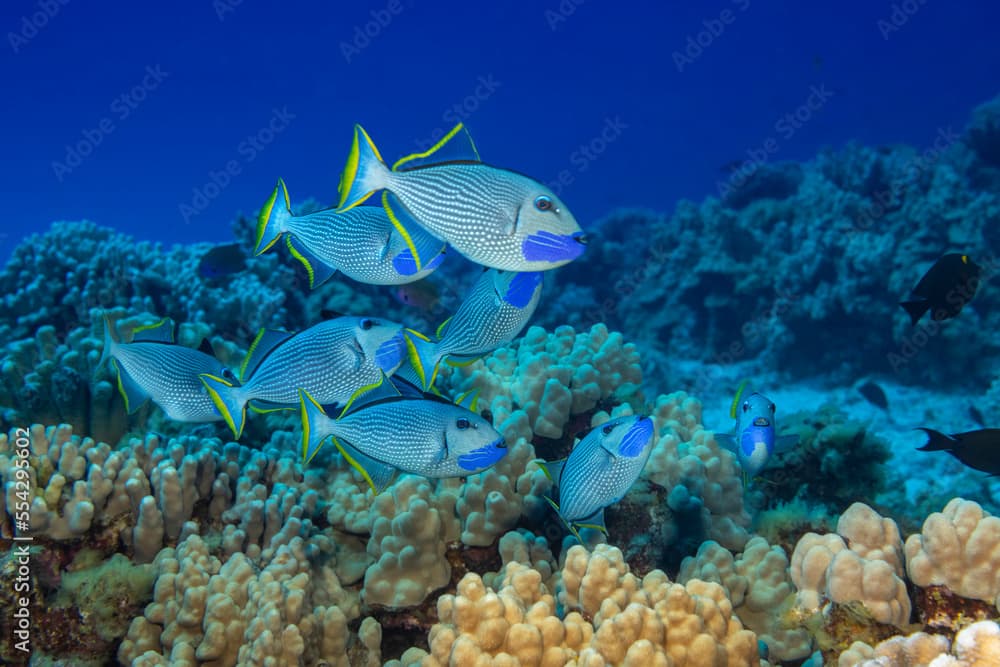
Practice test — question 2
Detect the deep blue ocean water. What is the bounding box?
[4,1,999,255]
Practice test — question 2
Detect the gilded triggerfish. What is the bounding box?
[715,384,799,482]
[255,178,447,287]
[536,415,655,542]
[336,123,588,271]
[100,315,236,422]
[298,379,506,491]
[916,427,1000,475]
[900,253,982,325]
[400,269,544,390]
[200,316,405,438]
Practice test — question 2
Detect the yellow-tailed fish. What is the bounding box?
[200,315,405,439]
[255,178,447,288]
[398,269,543,390]
[99,314,236,422]
[336,123,588,271]
[298,378,506,491]
[536,415,655,543]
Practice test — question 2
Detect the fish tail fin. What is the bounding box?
[299,389,334,464]
[900,299,930,326]
[403,328,442,391]
[336,125,390,210]
[255,178,293,255]
[99,312,118,369]
[200,374,247,439]
[543,496,585,544]
[915,427,957,452]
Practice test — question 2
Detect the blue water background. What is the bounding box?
[3,1,999,257]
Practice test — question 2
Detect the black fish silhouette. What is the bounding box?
[900,253,981,325]
[198,243,247,279]
[857,380,888,411]
[916,428,1000,475]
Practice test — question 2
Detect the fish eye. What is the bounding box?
[222,368,236,382]
[360,318,375,331]
[602,423,614,435]
[534,195,554,212]
[456,418,470,430]
[742,401,750,413]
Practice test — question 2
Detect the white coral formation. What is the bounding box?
[424,543,759,666]
[678,536,813,661]
[840,621,1000,667]
[643,392,752,550]
[362,476,458,608]
[445,323,643,440]
[904,498,1000,607]
[118,533,374,667]
[790,502,911,627]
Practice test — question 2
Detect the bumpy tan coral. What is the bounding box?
[840,621,1000,667]
[905,498,1000,607]
[678,537,813,661]
[644,393,751,551]
[790,502,911,627]
[424,543,759,666]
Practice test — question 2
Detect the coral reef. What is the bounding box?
[542,95,1000,388]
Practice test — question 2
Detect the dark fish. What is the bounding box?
[198,243,247,279]
[900,253,981,325]
[916,428,1000,475]
[970,405,985,427]
[392,278,442,312]
[857,380,888,411]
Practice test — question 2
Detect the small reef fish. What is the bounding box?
[298,378,506,491]
[916,427,1000,475]
[536,415,655,542]
[400,269,544,390]
[715,383,799,481]
[392,278,443,313]
[100,315,236,422]
[200,316,405,439]
[336,123,588,272]
[857,380,889,411]
[198,243,247,279]
[255,178,447,288]
[900,253,982,325]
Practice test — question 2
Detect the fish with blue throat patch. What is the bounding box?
[536,414,656,542]
[99,314,236,422]
[399,268,544,390]
[298,376,506,492]
[336,123,588,271]
[255,178,447,287]
[200,315,405,439]
[715,381,800,484]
